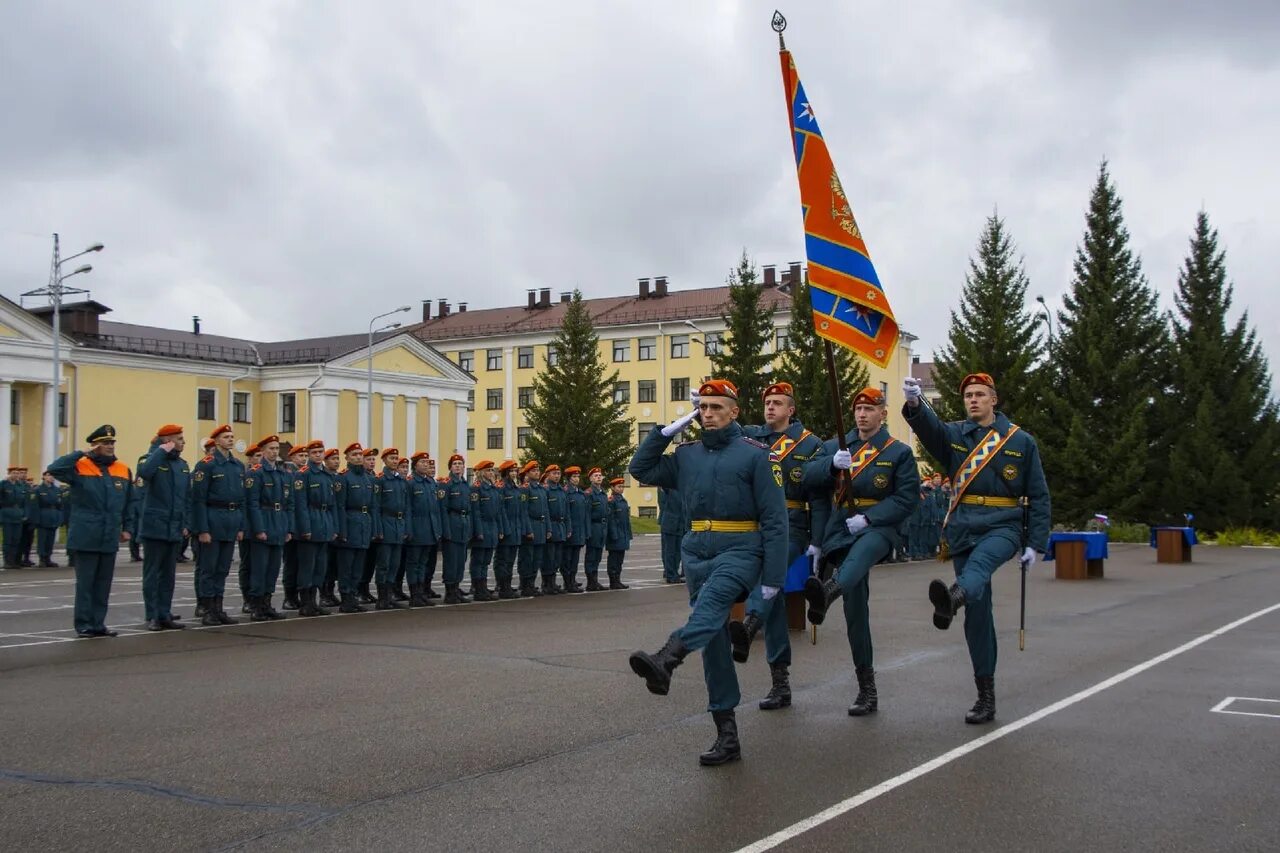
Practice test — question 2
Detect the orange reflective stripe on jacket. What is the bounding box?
[75,456,131,479]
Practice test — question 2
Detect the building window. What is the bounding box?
[613,382,631,405]
[704,332,723,355]
[517,386,534,408]
[637,337,656,360]
[775,330,790,352]
[638,507,658,519]
[612,340,630,362]
[670,334,689,359]
[9,389,19,425]
[486,388,503,410]
[546,345,558,367]
[466,429,475,451]
[517,346,534,369]
[458,350,474,372]
[486,349,503,371]
[232,391,250,423]
[197,388,216,421]
[638,422,657,442]
[58,392,68,428]
[466,390,475,411]
[637,380,656,403]
[517,426,532,449]
[671,377,689,403]
[487,428,503,450]
[280,392,296,433]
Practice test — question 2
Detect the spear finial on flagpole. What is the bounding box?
[772,10,787,50]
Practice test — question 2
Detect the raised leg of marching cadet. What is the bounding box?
[249,540,284,621]
[72,550,118,636]
[196,540,238,626]
[517,542,542,597]
[606,549,629,589]
[142,538,184,630]
[422,544,441,599]
[374,542,408,610]
[469,546,497,601]
[281,539,299,609]
[561,544,584,593]
[540,541,562,594]
[583,545,605,591]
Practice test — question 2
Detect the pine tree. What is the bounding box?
[523,292,634,477]
[1165,211,1280,530]
[776,276,869,440]
[1042,162,1170,524]
[708,251,775,425]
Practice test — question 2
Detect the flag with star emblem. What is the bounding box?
[778,47,899,368]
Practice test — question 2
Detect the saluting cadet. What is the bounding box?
[517,460,547,597]
[236,443,262,612]
[657,485,686,584]
[280,444,308,609]
[137,424,191,630]
[292,440,337,617]
[561,466,588,593]
[493,460,523,599]
[405,451,442,608]
[628,380,787,766]
[244,435,291,621]
[583,467,609,591]
[374,448,411,610]
[191,425,247,627]
[3,466,33,568]
[729,382,829,712]
[440,453,473,604]
[904,372,1050,724]
[48,425,136,637]
[31,471,64,568]
[468,460,502,601]
[605,478,632,589]
[542,464,568,595]
[801,387,919,716]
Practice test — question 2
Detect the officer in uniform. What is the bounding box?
[245,435,291,621]
[605,477,632,588]
[802,387,919,715]
[280,444,308,609]
[405,451,442,608]
[440,453,474,604]
[374,447,411,610]
[292,440,337,617]
[657,485,686,583]
[191,425,247,626]
[628,380,787,765]
[542,464,568,595]
[237,442,262,612]
[904,373,1050,724]
[516,460,547,597]
[561,466,587,593]
[31,471,64,567]
[728,381,828,712]
[583,467,609,591]
[3,466,33,568]
[137,424,191,630]
[467,460,501,601]
[48,425,136,637]
[493,460,523,599]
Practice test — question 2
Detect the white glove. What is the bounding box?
[832,448,853,470]
[690,388,701,410]
[761,585,780,601]
[903,377,922,404]
[661,410,699,437]
[845,514,869,534]
[1020,547,1037,569]
[805,544,821,561]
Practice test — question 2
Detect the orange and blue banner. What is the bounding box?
[779,48,899,368]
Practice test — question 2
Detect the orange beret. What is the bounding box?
[258,434,280,447]
[6,466,19,473]
[410,451,430,462]
[588,467,602,477]
[564,466,581,476]
[762,382,794,400]
[288,445,308,457]
[156,424,184,437]
[852,387,886,407]
[209,424,232,439]
[244,444,260,456]
[448,453,464,465]
[474,460,495,471]
[363,447,379,458]
[343,442,363,456]
[381,447,399,459]
[324,448,340,459]
[698,379,738,400]
[498,460,519,472]
[960,372,996,394]
[202,438,216,450]
[303,439,322,451]
[609,477,626,487]
[544,464,560,474]
[519,461,540,477]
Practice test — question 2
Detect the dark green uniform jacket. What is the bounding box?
[441,474,473,542]
[31,483,65,528]
[246,460,292,545]
[408,473,443,546]
[137,439,191,541]
[293,462,337,542]
[47,451,135,553]
[802,425,919,554]
[335,467,378,548]
[606,493,632,551]
[191,450,246,541]
[471,480,502,547]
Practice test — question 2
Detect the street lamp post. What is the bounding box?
[1035,296,1054,350]
[366,306,411,446]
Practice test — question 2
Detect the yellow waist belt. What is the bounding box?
[690,520,760,533]
[959,494,1019,507]
[785,500,808,511]
[848,498,880,508]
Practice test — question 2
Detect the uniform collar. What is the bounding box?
[961,412,1011,436]
[846,424,890,449]
[702,420,743,450]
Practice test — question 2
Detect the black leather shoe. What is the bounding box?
[729,613,762,664]
[93,628,119,637]
[804,576,841,626]
[849,667,878,716]
[929,580,964,630]
[159,618,185,630]
[147,620,165,631]
[628,633,689,696]
[758,663,792,711]
[698,710,742,766]
[965,676,996,724]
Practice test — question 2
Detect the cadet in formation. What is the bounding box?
[605,476,632,589]
[292,440,338,616]
[280,444,308,609]
[628,379,787,766]
[657,483,686,584]
[439,453,473,604]
[467,460,501,601]
[583,467,609,591]
[237,442,263,611]
[334,443,385,610]
[404,451,442,607]
[375,448,412,610]
[561,466,587,593]
[245,435,291,621]
[191,425,247,626]
[2,465,32,568]
[494,460,523,598]
[802,387,918,715]
[31,471,65,568]
[542,464,568,595]
[137,424,191,630]
[517,461,547,597]
[904,372,1050,723]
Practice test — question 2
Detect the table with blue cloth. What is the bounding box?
[1046,532,1108,580]
[1151,527,1197,563]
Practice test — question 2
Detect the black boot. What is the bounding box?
[215,596,238,625]
[129,542,142,562]
[336,591,357,613]
[585,574,605,592]
[965,676,996,724]
[392,582,409,602]
[194,596,208,619]
[312,588,332,616]
[849,667,878,716]
[375,584,394,610]
[759,662,792,711]
[564,575,584,593]
[425,584,442,599]
[358,583,376,604]
[263,596,284,620]
[497,579,520,600]
[698,710,742,767]
[804,576,842,626]
[282,591,300,611]
[320,584,340,608]
[200,598,221,627]
[728,612,762,664]
[472,580,497,602]
[250,596,272,622]
[929,580,965,630]
[608,571,628,590]
[241,596,254,614]
[541,577,559,596]
[628,633,689,696]
[407,583,426,607]
[444,584,462,604]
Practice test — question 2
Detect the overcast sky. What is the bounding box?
[2,0,1277,371]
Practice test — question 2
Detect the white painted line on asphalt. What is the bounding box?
[733,601,1280,853]
[1210,696,1280,720]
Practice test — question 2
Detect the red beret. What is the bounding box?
[474,460,495,471]
[202,438,216,450]
[244,444,260,456]
[609,477,626,487]
[363,447,379,458]
[209,424,233,439]
[762,382,795,400]
[343,442,363,456]
[852,387,886,407]
[258,434,280,447]
[564,466,581,476]
[960,372,996,394]
[448,453,464,465]
[698,379,738,400]
[544,464,560,474]
[156,424,184,438]
[498,460,518,472]
[519,460,540,477]
[324,448,340,459]
[410,451,430,462]
[288,445,308,457]
[588,467,602,477]
[381,447,399,459]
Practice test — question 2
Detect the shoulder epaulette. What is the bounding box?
[741,437,767,449]
[376,471,385,478]
[202,455,214,463]
[298,464,309,473]
[251,463,262,471]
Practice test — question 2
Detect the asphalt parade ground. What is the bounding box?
[1,538,1278,852]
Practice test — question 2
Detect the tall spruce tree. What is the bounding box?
[1043,162,1169,524]
[776,277,869,440]
[709,251,775,424]
[1165,211,1280,529]
[523,291,634,477]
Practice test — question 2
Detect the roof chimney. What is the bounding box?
[763,265,776,287]
[638,277,650,299]
[421,300,432,322]
[458,302,468,313]
[527,289,537,310]
[789,261,802,285]
[654,276,668,297]
[539,288,551,308]
[193,315,201,336]
[912,354,920,364]
[560,291,571,303]
[438,298,450,318]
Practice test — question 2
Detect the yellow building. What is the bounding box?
[1,294,472,475]
[409,264,917,517]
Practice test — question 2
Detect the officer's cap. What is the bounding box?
[852,387,886,408]
[564,466,581,476]
[343,442,363,456]
[209,424,233,439]
[474,460,495,471]
[762,382,794,401]
[960,372,996,394]
[86,424,118,444]
[698,379,738,400]
[156,423,184,438]
[609,477,625,487]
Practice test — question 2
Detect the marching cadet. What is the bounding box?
[405,451,442,608]
[280,444,308,609]
[333,443,386,609]
[3,466,33,568]
[904,372,1050,724]
[137,424,191,630]
[245,435,291,621]
[237,442,262,612]
[801,387,919,716]
[358,447,384,603]
[542,464,568,595]
[292,440,337,617]
[516,460,547,597]
[374,448,411,610]
[48,425,137,637]
[583,467,609,591]
[605,478,632,589]
[440,453,473,604]
[192,425,247,627]
[657,485,686,584]
[467,460,501,601]
[562,466,588,593]
[31,471,64,567]
[628,379,787,766]
[493,460,523,599]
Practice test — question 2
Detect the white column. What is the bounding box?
[382,396,394,449]
[0,381,11,475]
[455,405,468,457]
[356,393,369,447]
[41,383,57,468]
[311,390,339,449]
[428,400,441,462]
[504,346,514,459]
[405,398,418,452]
